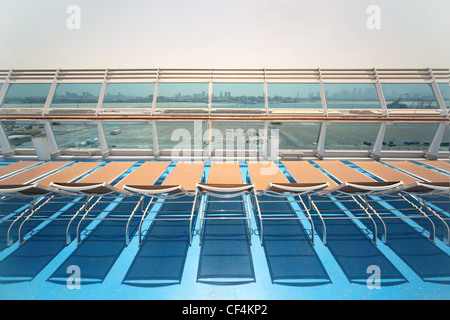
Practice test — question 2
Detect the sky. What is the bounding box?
[0,0,449,69]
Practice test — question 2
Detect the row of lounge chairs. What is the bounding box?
[0,160,448,250]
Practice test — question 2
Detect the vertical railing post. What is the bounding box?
[370,122,387,161]
[0,69,12,106]
[428,68,449,117]
[96,120,109,158]
[95,69,109,116]
[425,122,447,160]
[316,121,328,160]
[42,69,60,116]
[318,68,328,117]
[373,68,388,117]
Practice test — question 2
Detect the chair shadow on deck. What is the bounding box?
[122,199,193,287]
[197,219,256,285]
[309,196,408,287]
[0,199,88,284]
[260,224,332,287]
[357,198,450,285]
[47,199,141,285]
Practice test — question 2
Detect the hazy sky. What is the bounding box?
[0,0,449,69]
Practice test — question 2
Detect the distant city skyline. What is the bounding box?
[1,82,441,104]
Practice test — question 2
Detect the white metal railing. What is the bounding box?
[0,68,448,160]
[0,68,448,114]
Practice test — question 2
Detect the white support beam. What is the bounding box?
[0,122,14,157]
[316,121,328,160]
[42,69,60,116]
[373,68,388,117]
[96,121,109,158]
[428,68,449,117]
[43,120,60,158]
[95,69,109,116]
[208,69,213,113]
[263,68,269,114]
[151,68,160,114]
[370,122,387,161]
[425,122,448,160]
[318,68,328,117]
[151,120,160,159]
[0,69,12,106]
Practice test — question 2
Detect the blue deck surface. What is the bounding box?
[0,159,449,300]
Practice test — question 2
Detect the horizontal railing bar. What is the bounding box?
[58,69,107,72]
[0,116,447,121]
[9,77,55,80]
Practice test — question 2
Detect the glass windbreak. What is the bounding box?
[156,83,208,108]
[51,121,99,149]
[50,83,102,108]
[324,122,380,150]
[437,83,449,109]
[1,83,51,108]
[102,121,153,149]
[324,83,380,109]
[267,83,322,109]
[382,83,439,109]
[382,122,439,150]
[2,121,46,148]
[210,121,265,154]
[268,122,321,150]
[102,83,155,108]
[156,120,206,150]
[212,83,264,109]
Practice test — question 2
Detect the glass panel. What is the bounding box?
[2,121,46,148]
[156,121,206,149]
[1,83,51,108]
[102,121,153,149]
[212,83,264,109]
[102,83,155,108]
[382,83,439,109]
[383,122,439,150]
[324,83,380,109]
[267,83,322,109]
[156,83,208,108]
[211,121,265,151]
[324,122,380,150]
[51,121,99,149]
[437,83,449,109]
[50,83,102,108]
[268,122,321,150]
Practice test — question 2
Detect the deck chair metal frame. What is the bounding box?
[395,181,449,245]
[349,161,449,245]
[121,162,204,247]
[50,181,147,245]
[196,183,254,246]
[122,184,200,246]
[281,161,394,246]
[346,177,442,245]
[302,181,403,246]
[250,179,329,246]
[0,183,76,246]
[0,161,73,246]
